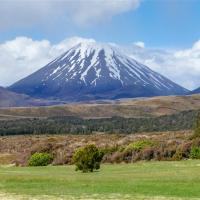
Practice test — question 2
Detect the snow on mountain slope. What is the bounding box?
[10,40,188,101]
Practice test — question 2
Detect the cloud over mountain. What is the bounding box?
[128,40,200,90]
[0,36,200,90]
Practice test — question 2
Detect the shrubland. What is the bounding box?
[0,129,197,166]
[0,112,198,167]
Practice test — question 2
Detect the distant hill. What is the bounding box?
[0,94,199,135]
[190,87,200,95]
[10,41,188,101]
[0,86,62,108]
[0,94,199,119]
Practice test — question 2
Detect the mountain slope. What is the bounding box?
[10,41,188,101]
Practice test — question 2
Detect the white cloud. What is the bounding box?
[127,41,200,90]
[0,36,200,91]
[0,37,51,86]
[70,0,140,26]
[0,36,95,86]
[0,0,140,29]
[134,41,145,48]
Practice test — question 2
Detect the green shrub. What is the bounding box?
[28,153,53,166]
[73,144,104,172]
[124,139,155,153]
[190,146,200,159]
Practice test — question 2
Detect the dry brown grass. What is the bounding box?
[0,94,199,119]
[0,154,17,165]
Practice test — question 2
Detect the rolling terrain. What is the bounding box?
[0,94,199,119]
[0,94,199,136]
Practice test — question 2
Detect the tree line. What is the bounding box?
[0,109,199,136]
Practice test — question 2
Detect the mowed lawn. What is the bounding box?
[0,160,200,199]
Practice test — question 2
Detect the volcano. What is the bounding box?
[10,41,188,101]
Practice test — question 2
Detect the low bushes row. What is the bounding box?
[27,139,200,168]
[102,139,200,163]
[28,145,104,172]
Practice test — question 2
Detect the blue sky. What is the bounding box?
[1,0,200,48]
[0,0,200,90]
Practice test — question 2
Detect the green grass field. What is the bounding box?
[0,160,200,199]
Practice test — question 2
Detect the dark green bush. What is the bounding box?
[73,144,104,172]
[28,153,53,166]
[190,146,200,159]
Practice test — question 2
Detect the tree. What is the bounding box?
[73,144,104,172]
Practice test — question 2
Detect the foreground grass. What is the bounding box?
[0,160,200,199]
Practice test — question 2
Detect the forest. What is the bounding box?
[0,109,199,135]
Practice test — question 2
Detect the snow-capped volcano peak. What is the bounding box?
[46,41,173,88]
[10,40,188,101]
[46,41,125,85]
